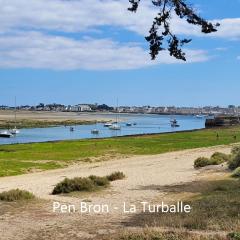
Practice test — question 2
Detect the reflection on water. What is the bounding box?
[0,114,206,145]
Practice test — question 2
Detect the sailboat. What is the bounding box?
[91,129,99,134]
[9,97,20,135]
[109,100,121,130]
[10,127,20,135]
[91,121,100,134]
[109,123,121,130]
[195,114,206,119]
[170,118,180,127]
[104,122,113,127]
[0,130,13,138]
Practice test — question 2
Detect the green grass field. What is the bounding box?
[0,126,240,177]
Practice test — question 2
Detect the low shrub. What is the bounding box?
[107,171,125,181]
[194,152,229,169]
[229,152,240,170]
[231,167,240,178]
[231,146,240,155]
[210,152,229,164]
[89,175,110,186]
[53,177,97,195]
[228,232,240,240]
[0,189,35,202]
[194,157,211,168]
[53,172,126,195]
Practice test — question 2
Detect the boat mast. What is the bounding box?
[116,98,118,124]
[238,106,240,123]
[14,96,17,127]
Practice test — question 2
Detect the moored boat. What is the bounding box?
[109,99,121,130]
[196,114,205,118]
[91,129,99,134]
[9,97,20,135]
[109,124,121,130]
[0,130,13,138]
[104,123,112,127]
[9,127,20,135]
[170,119,180,127]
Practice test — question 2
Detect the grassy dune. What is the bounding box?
[104,175,240,240]
[0,126,240,177]
[126,177,240,232]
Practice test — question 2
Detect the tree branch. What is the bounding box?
[128,0,219,61]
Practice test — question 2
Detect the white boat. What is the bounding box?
[104,123,112,127]
[91,129,99,134]
[126,123,132,126]
[0,130,13,138]
[9,97,20,135]
[91,119,100,134]
[109,124,121,130]
[9,127,20,135]
[196,114,205,118]
[109,99,121,130]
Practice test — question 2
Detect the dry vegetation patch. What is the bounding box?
[124,177,240,233]
[104,229,227,240]
[194,146,240,171]
[0,189,35,202]
[52,172,125,195]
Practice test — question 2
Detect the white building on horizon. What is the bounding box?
[68,104,92,112]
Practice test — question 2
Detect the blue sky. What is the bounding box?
[0,0,240,107]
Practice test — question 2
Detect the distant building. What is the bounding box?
[0,105,9,110]
[70,104,92,112]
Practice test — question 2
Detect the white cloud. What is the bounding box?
[213,18,240,39]
[0,0,240,39]
[171,17,240,40]
[215,47,228,51]
[0,32,209,70]
[2,0,238,70]
[0,0,156,35]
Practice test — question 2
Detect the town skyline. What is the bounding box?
[1,101,240,108]
[1,102,239,116]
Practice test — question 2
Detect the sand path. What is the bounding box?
[0,110,118,121]
[0,145,232,240]
[0,145,231,204]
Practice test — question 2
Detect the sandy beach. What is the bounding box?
[0,145,232,240]
[0,145,231,201]
[0,110,115,122]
